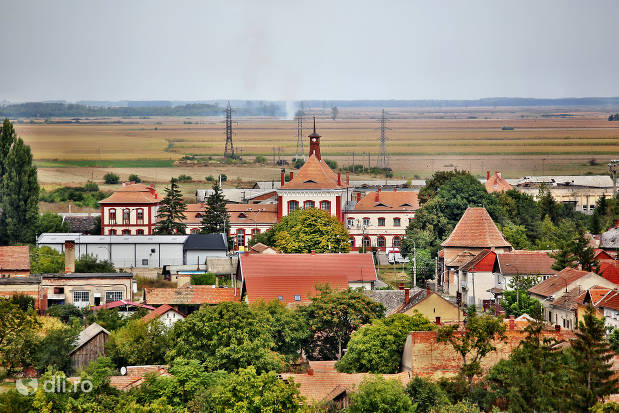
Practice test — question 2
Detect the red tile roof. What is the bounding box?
[600,259,619,285]
[460,249,495,272]
[485,172,513,193]
[354,190,419,211]
[141,304,186,323]
[446,250,477,268]
[91,300,155,311]
[528,267,591,297]
[280,154,346,190]
[240,253,376,304]
[441,207,512,248]
[0,246,30,271]
[598,290,619,311]
[583,287,613,306]
[144,286,241,305]
[497,251,557,276]
[182,203,278,225]
[99,183,160,204]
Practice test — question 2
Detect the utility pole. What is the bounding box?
[377,109,390,169]
[610,160,618,197]
[295,103,305,161]
[413,242,417,288]
[224,102,235,158]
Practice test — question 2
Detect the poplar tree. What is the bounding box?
[153,178,186,234]
[200,182,230,235]
[1,136,39,244]
[0,119,17,243]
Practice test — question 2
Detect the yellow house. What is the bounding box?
[399,289,464,323]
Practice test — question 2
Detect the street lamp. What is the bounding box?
[246,207,264,244]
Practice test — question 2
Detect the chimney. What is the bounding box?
[393,187,397,192]
[356,192,361,202]
[486,171,490,180]
[307,368,314,376]
[555,324,561,332]
[290,171,294,181]
[614,219,619,228]
[435,317,441,325]
[337,173,341,186]
[426,288,431,297]
[64,240,75,274]
[280,169,285,186]
[346,172,350,185]
[404,287,410,304]
[308,117,321,160]
[398,283,405,290]
[375,188,381,202]
[508,315,515,330]
[311,250,316,255]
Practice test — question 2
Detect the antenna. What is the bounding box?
[377,109,391,169]
[224,101,235,158]
[295,102,305,161]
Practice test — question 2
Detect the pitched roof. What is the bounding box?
[249,243,278,254]
[460,249,495,272]
[144,286,240,305]
[183,234,228,251]
[0,246,30,271]
[598,290,619,311]
[446,250,476,268]
[363,289,407,315]
[353,190,419,211]
[63,215,98,234]
[441,207,512,248]
[99,183,160,204]
[599,259,619,285]
[70,323,110,354]
[497,251,557,275]
[240,253,375,304]
[91,300,155,311]
[528,267,591,297]
[280,154,345,190]
[142,304,186,323]
[485,172,513,193]
[600,227,619,249]
[583,287,613,306]
[226,203,278,225]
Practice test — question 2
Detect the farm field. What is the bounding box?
[13,106,619,187]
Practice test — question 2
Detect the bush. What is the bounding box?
[205,175,215,182]
[128,174,142,183]
[324,159,337,169]
[349,376,415,413]
[47,303,83,323]
[406,376,450,412]
[190,273,216,285]
[219,174,228,182]
[75,254,115,273]
[177,174,192,182]
[104,172,120,184]
[293,158,305,169]
[254,155,267,164]
[84,182,99,191]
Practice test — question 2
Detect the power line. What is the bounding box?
[224,101,235,158]
[377,109,390,169]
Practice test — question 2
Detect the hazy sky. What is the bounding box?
[1,0,618,102]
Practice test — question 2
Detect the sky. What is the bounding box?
[1,0,618,102]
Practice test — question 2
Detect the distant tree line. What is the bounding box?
[609,113,619,121]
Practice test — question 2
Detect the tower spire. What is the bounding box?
[308,116,321,160]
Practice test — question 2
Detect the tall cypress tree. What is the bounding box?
[567,304,618,411]
[200,182,230,235]
[0,119,17,243]
[1,137,39,244]
[153,178,187,234]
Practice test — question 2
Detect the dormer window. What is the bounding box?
[375,203,387,207]
[304,179,317,184]
[401,203,412,207]
[195,213,203,218]
[238,212,247,219]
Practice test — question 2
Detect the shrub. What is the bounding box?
[205,175,215,182]
[219,174,228,182]
[128,174,142,183]
[104,172,120,184]
[406,376,450,412]
[190,273,216,285]
[254,155,267,163]
[177,174,192,182]
[84,182,99,191]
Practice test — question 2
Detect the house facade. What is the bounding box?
[99,183,160,235]
[42,273,136,308]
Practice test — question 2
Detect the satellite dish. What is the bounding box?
[120,366,127,376]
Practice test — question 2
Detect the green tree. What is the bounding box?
[436,307,507,391]
[47,303,83,323]
[494,189,542,243]
[302,286,385,360]
[75,253,115,273]
[405,248,435,288]
[405,376,450,413]
[572,228,599,272]
[567,304,618,412]
[499,274,543,318]
[34,326,79,373]
[106,319,169,367]
[166,301,285,373]
[437,174,502,226]
[1,136,39,244]
[0,119,16,244]
[30,246,65,273]
[336,312,434,374]
[537,186,560,223]
[271,208,350,253]
[550,225,598,272]
[418,169,468,205]
[200,182,230,236]
[609,328,619,354]
[500,222,531,250]
[331,106,339,120]
[0,298,39,376]
[430,401,481,413]
[190,272,216,285]
[154,178,187,235]
[348,376,416,413]
[103,172,120,184]
[128,173,142,183]
[36,212,70,234]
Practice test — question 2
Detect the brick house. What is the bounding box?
[99,183,160,235]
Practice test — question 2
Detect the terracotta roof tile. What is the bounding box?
[354,191,419,211]
[598,290,619,311]
[99,183,160,204]
[0,246,30,271]
[600,260,619,285]
[485,172,513,193]
[182,203,278,225]
[528,267,591,297]
[280,155,345,190]
[91,300,155,311]
[144,286,241,305]
[441,207,512,248]
[446,250,476,267]
[497,251,557,275]
[240,253,376,304]
[142,304,186,323]
[460,249,494,272]
[584,287,613,305]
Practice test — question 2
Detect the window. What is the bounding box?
[393,236,401,247]
[278,296,283,301]
[236,229,245,247]
[105,291,123,303]
[377,217,385,227]
[582,205,588,211]
[122,229,131,235]
[349,237,355,248]
[142,259,149,265]
[288,200,299,214]
[109,209,116,224]
[110,229,117,235]
[191,228,200,234]
[320,200,331,212]
[393,217,401,227]
[73,291,90,307]
[251,228,260,237]
[589,205,595,210]
[304,200,315,209]
[347,218,355,227]
[377,236,386,248]
[363,236,371,247]
[294,295,301,302]
[123,209,130,224]
[362,217,370,227]
[136,229,144,235]
[136,208,144,224]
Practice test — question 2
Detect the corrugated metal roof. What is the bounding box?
[37,233,188,244]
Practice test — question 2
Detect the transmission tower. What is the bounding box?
[224,101,235,158]
[295,103,305,161]
[377,109,390,169]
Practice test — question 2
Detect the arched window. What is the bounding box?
[191,228,200,234]
[122,229,131,235]
[109,208,116,224]
[136,229,144,235]
[363,236,371,248]
[136,208,144,224]
[377,236,386,248]
[110,229,117,235]
[287,200,299,214]
[195,213,203,218]
[349,237,355,248]
[303,200,315,209]
[393,236,401,247]
[236,229,246,247]
[123,209,130,224]
[320,200,331,212]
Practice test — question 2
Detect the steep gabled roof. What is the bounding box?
[70,323,110,354]
[485,172,513,193]
[280,155,346,190]
[599,259,619,285]
[354,191,419,211]
[528,268,591,298]
[0,246,30,271]
[441,207,512,248]
[497,251,557,275]
[142,304,186,323]
[183,234,228,251]
[91,300,155,311]
[598,290,619,311]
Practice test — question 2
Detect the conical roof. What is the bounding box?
[280,154,346,190]
[441,207,512,248]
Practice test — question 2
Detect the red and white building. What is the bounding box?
[99,183,160,235]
